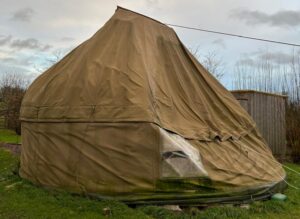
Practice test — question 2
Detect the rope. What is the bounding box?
[166,23,300,47]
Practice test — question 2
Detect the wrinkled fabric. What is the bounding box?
[21,7,253,141]
[20,122,160,194]
[20,7,285,203]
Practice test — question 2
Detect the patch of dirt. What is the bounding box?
[0,142,21,155]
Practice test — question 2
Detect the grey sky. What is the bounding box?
[230,9,300,27]
[11,7,35,22]
[0,0,299,87]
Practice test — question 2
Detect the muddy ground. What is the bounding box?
[0,142,21,155]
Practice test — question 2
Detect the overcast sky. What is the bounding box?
[0,0,299,87]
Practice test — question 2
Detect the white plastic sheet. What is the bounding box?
[160,128,208,178]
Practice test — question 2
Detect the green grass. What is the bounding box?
[0,147,300,218]
[0,128,21,144]
[0,149,150,219]
[138,163,300,219]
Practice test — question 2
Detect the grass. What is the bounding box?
[0,130,300,218]
[0,149,150,219]
[0,115,21,144]
[0,128,21,144]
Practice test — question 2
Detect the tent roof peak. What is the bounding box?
[116,6,168,27]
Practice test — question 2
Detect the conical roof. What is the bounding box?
[21,7,254,141]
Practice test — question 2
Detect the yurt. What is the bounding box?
[19,7,286,204]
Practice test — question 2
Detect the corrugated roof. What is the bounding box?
[231,90,288,98]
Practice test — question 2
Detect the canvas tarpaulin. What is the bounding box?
[19,7,286,204]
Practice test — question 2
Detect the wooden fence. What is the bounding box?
[231,90,287,160]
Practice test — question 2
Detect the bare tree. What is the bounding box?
[233,48,300,162]
[0,73,29,134]
[34,49,65,73]
[189,47,225,80]
[46,49,65,65]
[201,51,225,80]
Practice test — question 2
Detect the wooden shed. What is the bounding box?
[231,90,287,160]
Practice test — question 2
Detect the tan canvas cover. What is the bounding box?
[19,7,285,204]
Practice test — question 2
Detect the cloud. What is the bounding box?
[11,8,35,22]
[0,35,12,46]
[0,54,35,66]
[10,38,52,51]
[0,55,35,75]
[60,37,75,42]
[236,50,298,67]
[258,51,294,64]
[236,57,255,66]
[212,39,226,49]
[0,57,16,63]
[145,0,159,8]
[230,9,300,27]
[41,44,52,51]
